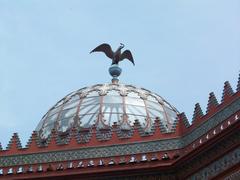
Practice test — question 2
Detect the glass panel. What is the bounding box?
[44,120,55,127]
[146,100,163,111]
[63,100,79,110]
[147,95,158,103]
[36,118,45,131]
[55,99,65,107]
[125,105,146,116]
[127,92,140,98]
[58,117,74,132]
[80,114,97,127]
[163,101,172,110]
[148,108,162,118]
[81,96,100,106]
[164,107,177,123]
[157,112,165,121]
[79,104,99,115]
[106,113,120,123]
[107,90,120,96]
[125,97,145,106]
[86,90,100,97]
[41,123,55,138]
[46,113,58,124]
[48,105,62,117]
[102,103,123,113]
[102,105,111,113]
[69,94,80,102]
[104,95,122,104]
[59,107,77,119]
[102,113,111,125]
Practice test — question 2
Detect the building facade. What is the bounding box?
[0,71,240,180]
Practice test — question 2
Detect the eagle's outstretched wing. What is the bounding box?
[120,50,135,65]
[90,43,114,59]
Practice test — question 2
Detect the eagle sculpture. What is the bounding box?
[90,43,135,65]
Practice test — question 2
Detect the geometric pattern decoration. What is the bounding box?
[1,99,239,167]
[188,143,240,179]
[0,138,182,167]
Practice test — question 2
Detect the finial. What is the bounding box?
[109,64,122,84]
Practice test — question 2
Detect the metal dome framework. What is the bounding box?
[36,83,179,139]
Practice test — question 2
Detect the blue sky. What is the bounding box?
[0,0,239,147]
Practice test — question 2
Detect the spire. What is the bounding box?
[192,103,204,122]
[206,92,219,113]
[6,133,22,150]
[221,81,234,102]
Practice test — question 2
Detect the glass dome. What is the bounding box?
[36,83,179,139]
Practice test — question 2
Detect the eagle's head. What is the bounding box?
[120,43,125,49]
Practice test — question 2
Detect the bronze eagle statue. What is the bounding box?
[90,43,135,65]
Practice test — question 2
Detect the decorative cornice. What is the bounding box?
[0,102,239,168]
[0,112,238,179]
[0,137,182,167]
[224,169,240,180]
[182,97,240,146]
[178,127,240,179]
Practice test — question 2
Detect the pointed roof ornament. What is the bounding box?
[221,81,234,102]
[179,112,190,128]
[206,92,219,113]
[6,133,22,150]
[90,43,135,84]
[237,72,240,92]
[47,129,58,147]
[26,131,40,149]
[192,103,204,122]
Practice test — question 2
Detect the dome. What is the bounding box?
[36,83,179,139]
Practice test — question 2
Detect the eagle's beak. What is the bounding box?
[120,43,125,48]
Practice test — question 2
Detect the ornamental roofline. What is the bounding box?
[0,77,239,154]
[0,74,240,179]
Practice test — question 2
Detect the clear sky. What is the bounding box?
[0,0,239,147]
